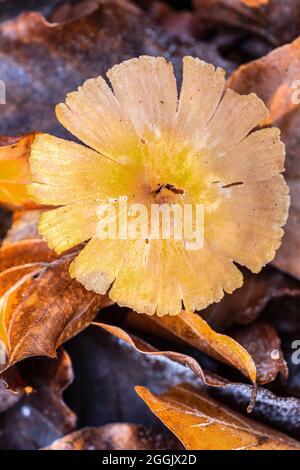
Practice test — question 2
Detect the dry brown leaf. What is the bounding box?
[136,383,300,450]
[126,310,256,383]
[94,322,259,414]
[0,208,112,370]
[43,423,183,450]
[228,37,300,279]
[94,321,228,388]
[71,325,300,441]
[194,0,300,46]
[0,252,110,368]
[0,239,57,272]
[0,133,37,208]
[230,322,288,385]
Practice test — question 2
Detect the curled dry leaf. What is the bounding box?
[0,239,57,272]
[43,423,182,450]
[0,0,231,136]
[228,37,300,279]
[63,325,209,428]
[230,322,288,385]
[0,209,111,371]
[126,310,256,383]
[94,321,259,413]
[94,321,226,388]
[67,323,300,440]
[136,383,300,450]
[0,133,36,208]
[0,245,110,369]
[194,0,300,46]
[0,349,76,450]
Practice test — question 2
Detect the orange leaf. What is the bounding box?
[0,263,44,345]
[94,322,255,392]
[136,384,300,450]
[0,216,111,368]
[0,253,110,367]
[0,239,57,272]
[127,310,257,383]
[0,133,37,208]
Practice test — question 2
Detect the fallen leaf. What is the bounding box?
[0,133,37,208]
[230,322,288,385]
[0,0,231,137]
[94,322,259,413]
[0,206,111,369]
[228,37,300,279]
[68,323,300,440]
[0,253,110,368]
[43,423,183,450]
[126,310,256,383]
[0,239,57,272]
[64,325,203,427]
[0,349,76,450]
[94,321,228,389]
[136,383,300,450]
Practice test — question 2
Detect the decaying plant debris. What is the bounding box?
[1,0,300,451]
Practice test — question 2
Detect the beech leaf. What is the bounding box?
[0,253,110,367]
[0,239,57,272]
[94,321,227,388]
[136,383,300,450]
[0,133,37,208]
[126,310,256,383]
[94,321,260,414]
[0,209,112,368]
